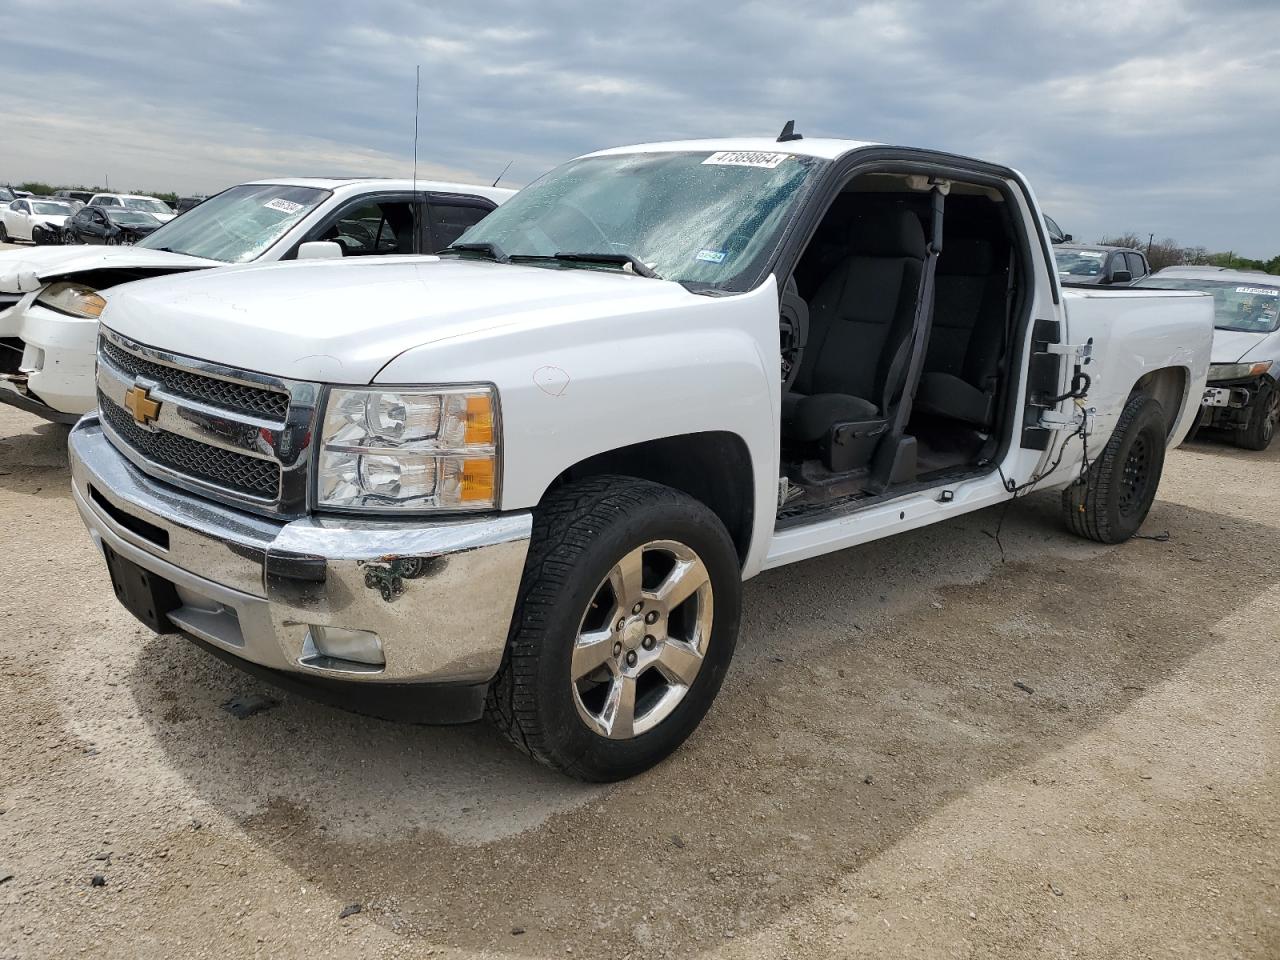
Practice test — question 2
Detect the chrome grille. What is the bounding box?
[100,336,289,421]
[95,330,319,517]
[99,391,280,499]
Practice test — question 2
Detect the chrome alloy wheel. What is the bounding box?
[570,540,713,739]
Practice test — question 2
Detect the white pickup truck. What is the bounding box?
[0,177,513,423]
[68,136,1214,781]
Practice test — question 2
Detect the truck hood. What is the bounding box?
[1211,328,1273,364]
[0,245,220,294]
[99,256,705,384]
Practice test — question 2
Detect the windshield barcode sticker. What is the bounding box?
[1235,286,1278,296]
[702,151,789,169]
[264,198,303,215]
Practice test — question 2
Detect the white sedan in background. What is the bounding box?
[84,193,177,223]
[0,176,514,422]
[1,198,75,243]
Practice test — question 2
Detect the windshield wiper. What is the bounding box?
[444,241,509,263]
[550,252,662,279]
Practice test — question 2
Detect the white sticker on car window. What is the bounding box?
[264,198,303,215]
[696,249,727,263]
[1074,250,1105,259]
[702,151,789,169]
[1235,286,1278,296]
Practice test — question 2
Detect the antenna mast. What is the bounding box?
[412,65,421,198]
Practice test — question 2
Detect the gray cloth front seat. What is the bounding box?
[782,208,927,445]
[913,236,1008,429]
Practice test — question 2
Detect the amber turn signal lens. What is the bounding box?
[459,458,496,502]
[464,394,494,445]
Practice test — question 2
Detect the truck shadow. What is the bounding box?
[122,492,1280,957]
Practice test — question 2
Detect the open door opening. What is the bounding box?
[778,170,1026,522]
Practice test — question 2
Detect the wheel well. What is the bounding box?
[548,432,755,566]
[1130,367,1188,438]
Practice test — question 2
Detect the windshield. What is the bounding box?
[1055,247,1106,277]
[452,150,824,291]
[1141,277,1280,333]
[136,183,330,263]
[108,210,161,226]
[123,198,171,215]
[32,201,72,216]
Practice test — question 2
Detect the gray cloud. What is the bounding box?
[2,0,1278,255]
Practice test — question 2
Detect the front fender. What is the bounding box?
[376,277,782,576]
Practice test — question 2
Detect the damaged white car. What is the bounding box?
[1143,266,1280,450]
[0,177,513,423]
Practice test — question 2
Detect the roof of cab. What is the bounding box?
[582,137,880,162]
[241,177,515,203]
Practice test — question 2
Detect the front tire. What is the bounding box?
[0,222,8,243]
[1062,394,1167,544]
[486,476,742,781]
[1235,380,1277,451]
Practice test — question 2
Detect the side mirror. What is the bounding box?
[297,240,344,260]
[1110,269,1133,284]
[1063,234,1073,242]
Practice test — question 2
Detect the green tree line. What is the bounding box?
[1099,233,1280,275]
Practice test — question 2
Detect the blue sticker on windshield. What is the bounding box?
[696,249,727,264]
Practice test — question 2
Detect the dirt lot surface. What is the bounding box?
[0,403,1276,959]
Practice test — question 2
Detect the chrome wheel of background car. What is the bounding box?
[1263,390,1279,445]
[571,539,713,740]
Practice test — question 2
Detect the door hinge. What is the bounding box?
[1039,404,1096,432]
[1045,340,1094,363]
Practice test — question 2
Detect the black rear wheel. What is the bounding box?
[1063,394,1167,543]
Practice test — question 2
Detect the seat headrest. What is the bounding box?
[937,236,995,276]
[846,209,927,260]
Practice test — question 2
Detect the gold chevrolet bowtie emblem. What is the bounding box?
[123,384,161,426]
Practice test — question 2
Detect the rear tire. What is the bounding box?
[1235,381,1277,451]
[486,476,741,781]
[1062,394,1167,544]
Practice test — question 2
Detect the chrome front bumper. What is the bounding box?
[69,414,532,687]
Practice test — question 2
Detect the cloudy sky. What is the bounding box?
[3,0,1278,255]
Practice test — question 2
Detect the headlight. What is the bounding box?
[1208,361,1272,381]
[316,386,499,512]
[34,281,106,319]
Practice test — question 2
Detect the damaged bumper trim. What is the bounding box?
[0,374,81,424]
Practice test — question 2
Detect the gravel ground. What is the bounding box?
[0,402,1276,960]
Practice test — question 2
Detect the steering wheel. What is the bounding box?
[779,276,809,392]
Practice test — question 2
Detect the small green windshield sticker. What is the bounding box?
[696,249,727,263]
